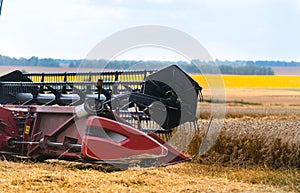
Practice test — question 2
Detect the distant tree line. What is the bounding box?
[68,59,275,75]
[0,55,59,67]
[220,65,274,75]
[216,59,300,67]
[5,54,300,75]
[176,64,274,75]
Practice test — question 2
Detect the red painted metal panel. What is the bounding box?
[82,116,168,160]
[0,106,27,153]
[148,133,190,165]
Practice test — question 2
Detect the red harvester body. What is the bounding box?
[0,65,202,167]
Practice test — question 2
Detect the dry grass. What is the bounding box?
[195,116,300,169]
[0,160,297,193]
[193,89,300,171]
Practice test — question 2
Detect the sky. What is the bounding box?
[0,0,300,61]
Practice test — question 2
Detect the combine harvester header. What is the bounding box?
[0,65,203,167]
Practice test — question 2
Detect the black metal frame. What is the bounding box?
[0,69,155,105]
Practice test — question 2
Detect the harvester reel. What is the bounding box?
[0,65,203,167]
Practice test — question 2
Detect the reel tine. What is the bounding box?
[195,116,214,158]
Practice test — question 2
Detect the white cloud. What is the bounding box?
[0,0,128,58]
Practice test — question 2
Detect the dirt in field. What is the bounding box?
[196,88,300,121]
[202,88,300,107]
[225,89,300,106]
[272,66,300,75]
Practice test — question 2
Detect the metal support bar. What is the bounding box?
[45,141,63,147]
[65,143,82,150]
[11,141,40,145]
[45,141,82,150]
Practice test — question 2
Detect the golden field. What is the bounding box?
[0,160,298,193]
[1,67,300,192]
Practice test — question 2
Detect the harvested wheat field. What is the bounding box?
[1,160,298,193]
[1,85,300,192]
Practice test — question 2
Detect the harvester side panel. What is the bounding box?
[26,106,86,160]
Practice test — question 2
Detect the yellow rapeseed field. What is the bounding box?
[191,75,300,89]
